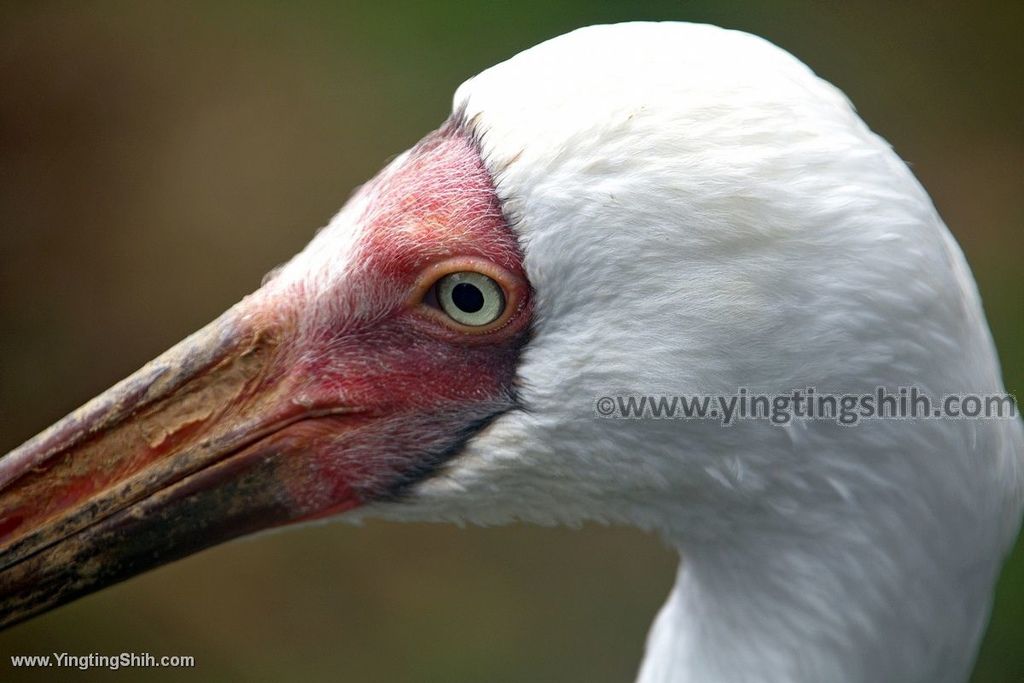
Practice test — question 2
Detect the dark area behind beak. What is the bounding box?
[0,301,358,628]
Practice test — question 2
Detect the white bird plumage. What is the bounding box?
[2,19,1019,682]
[328,22,1024,683]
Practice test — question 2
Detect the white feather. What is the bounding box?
[351,22,1021,683]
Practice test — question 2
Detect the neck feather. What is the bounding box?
[636,504,998,683]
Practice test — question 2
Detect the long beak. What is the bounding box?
[0,298,359,628]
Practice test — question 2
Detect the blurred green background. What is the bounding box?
[0,1,1020,681]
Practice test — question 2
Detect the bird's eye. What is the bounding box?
[434,272,505,327]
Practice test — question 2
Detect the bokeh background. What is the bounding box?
[0,1,1020,681]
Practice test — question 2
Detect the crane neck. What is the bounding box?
[635,507,998,683]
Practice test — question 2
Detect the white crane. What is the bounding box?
[0,22,1020,683]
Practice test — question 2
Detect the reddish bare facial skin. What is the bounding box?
[0,119,532,627]
[266,120,533,509]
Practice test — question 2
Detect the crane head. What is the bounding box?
[0,123,533,625]
[1,23,1019,646]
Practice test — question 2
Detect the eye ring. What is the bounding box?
[409,257,527,336]
[435,272,505,326]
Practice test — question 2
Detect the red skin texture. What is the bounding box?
[0,121,532,628]
[0,120,532,554]
[272,121,533,513]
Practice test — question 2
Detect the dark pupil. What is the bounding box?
[451,282,485,313]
